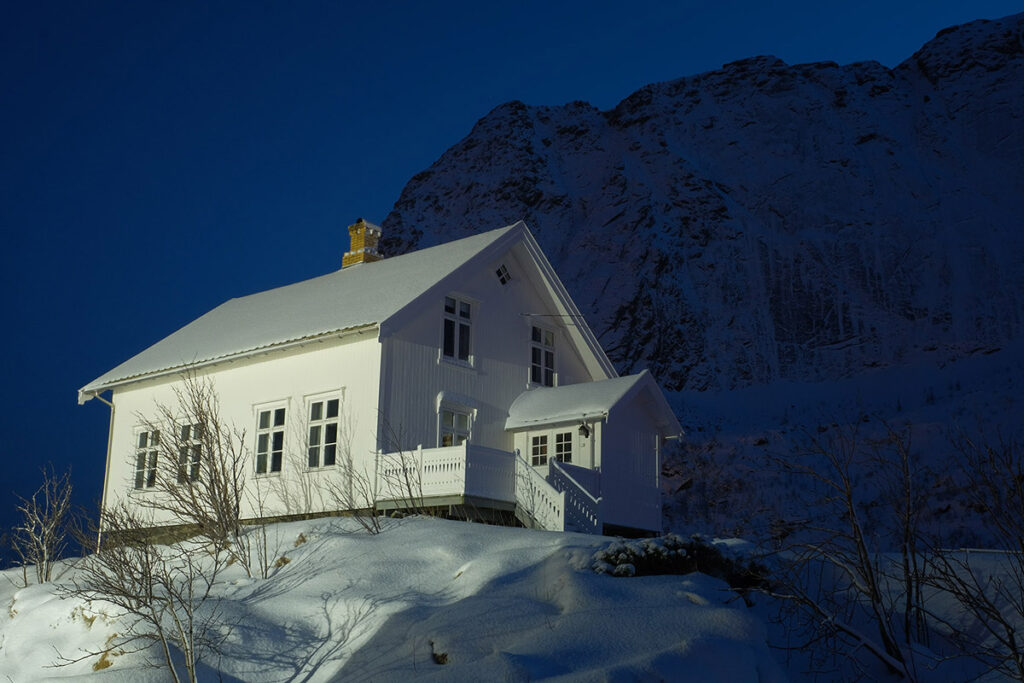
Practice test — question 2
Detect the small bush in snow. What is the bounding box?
[592,534,768,593]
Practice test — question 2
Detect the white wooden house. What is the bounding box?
[79,220,682,535]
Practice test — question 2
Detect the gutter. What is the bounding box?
[78,322,380,402]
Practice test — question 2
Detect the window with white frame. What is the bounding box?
[307,397,340,468]
[530,325,555,386]
[177,423,202,483]
[495,264,511,285]
[531,435,548,466]
[255,407,286,474]
[442,296,472,362]
[440,407,471,447]
[554,431,572,463]
[134,429,160,490]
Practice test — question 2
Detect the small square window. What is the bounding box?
[496,264,511,285]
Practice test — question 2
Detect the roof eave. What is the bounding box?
[78,322,381,400]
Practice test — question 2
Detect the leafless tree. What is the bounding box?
[321,405,382,534]
[767,422,925,680]
[59,504,231,683]
[134,372,252,572]
[10,465,75,584]
[924,431,1024,681]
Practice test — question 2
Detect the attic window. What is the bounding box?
[496,264,511,285]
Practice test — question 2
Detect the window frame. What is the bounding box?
[254,402,288,476]
[529,324,557,387]
[177,423,202,484]
[530,434,549,466]
[553,431,573,464]
[440,294,476,367]
[133,428,160,491]
[306,392,343,469]
[438,405,473,448]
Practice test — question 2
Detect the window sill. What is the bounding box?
[439,355,477,372]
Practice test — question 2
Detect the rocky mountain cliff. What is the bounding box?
[381,14,1024,393]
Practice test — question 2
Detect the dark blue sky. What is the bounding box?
[1,1,1019,538]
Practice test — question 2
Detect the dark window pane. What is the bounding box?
[459,301,471,320]
[193,424,202,439]
[138,433,148,448]
[443,318,455,357]
[135,454,146,489]
[458,323,470,360]
[272,431,284,451]
[308,446,319,468]
[310,401,323,421]
[532,326,541,343]
[146,455,157,488]
[545,350,554,368]
[309,425,321,446]
[274,408,286,426]
[544,368,554,386]
[441,433,453,447]
[326,399,339,418]
[257,433,268,454]
[325,423,337,444]
[444,296,456,313]
[259,411,270,430]
[256,452,268,474]
[531,366,541,383]
[181,425,190,441]
[151,430,160,445]
[271,451,282,472]
[324,444,336,466]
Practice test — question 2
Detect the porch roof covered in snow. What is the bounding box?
[504,370,682,436]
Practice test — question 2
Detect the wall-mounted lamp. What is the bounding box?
[578,422,591,438]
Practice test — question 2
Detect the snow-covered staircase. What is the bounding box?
[512,455,603,534]
[548,461,602,534]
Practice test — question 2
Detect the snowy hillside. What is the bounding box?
[0,517,787,682]
[379,13,1024,394]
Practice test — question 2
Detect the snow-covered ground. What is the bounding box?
[0,517,785,682]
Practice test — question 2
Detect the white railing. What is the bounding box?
[549,461,601,534]
[464,445,516,501]
[514,453,564,532]
[376,443,570,533]
[377,443,517,504]
[376,444,466,505]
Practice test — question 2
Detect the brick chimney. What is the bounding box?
[342,218,383,268]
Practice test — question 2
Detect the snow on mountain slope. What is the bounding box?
[380,13,1024,394]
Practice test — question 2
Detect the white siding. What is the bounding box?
[378,248,598,455]
[102,333,382,526]
[601,394,662,532]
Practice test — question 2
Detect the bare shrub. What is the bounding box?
[60,504,231,683]
[10,465,75,584]
[925,431,1024,681]
[768,422,927,680]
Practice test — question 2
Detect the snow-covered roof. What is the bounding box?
[80,223,521,397]
[505,370,682,435]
